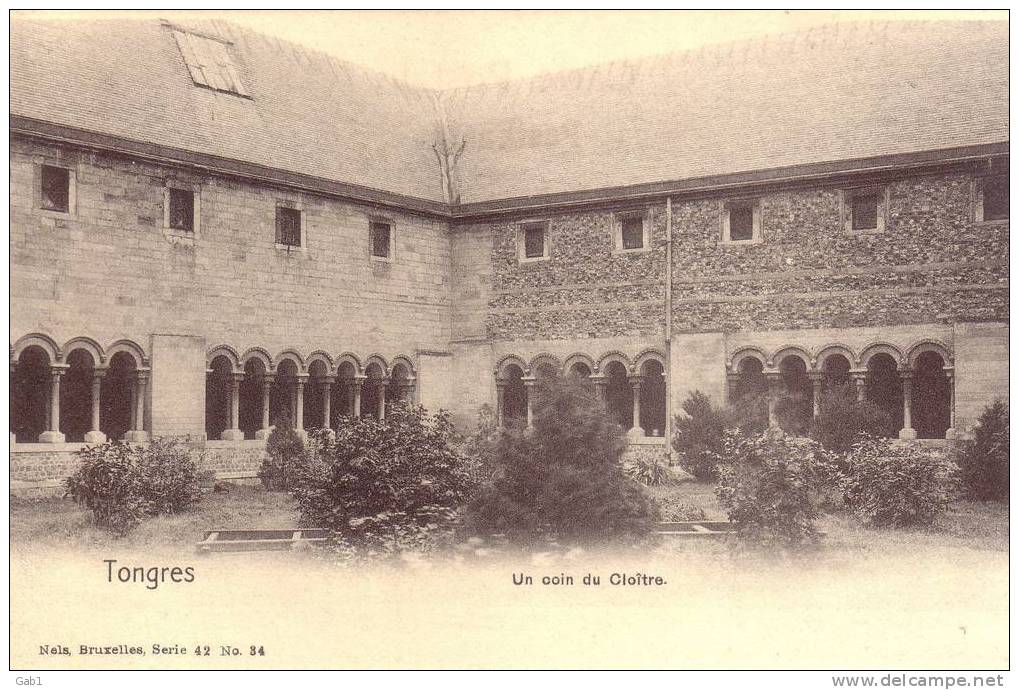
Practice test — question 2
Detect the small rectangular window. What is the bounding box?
[728,203,754,241]
[371,221,392,258]
[982,175,1009,221]
[275,207,302,247]
[621,216,644,250]
[851,193,879,231]
[41,165,70,212]
[168,188,195,232]
[523,223,546,258]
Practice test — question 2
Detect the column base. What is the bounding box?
[764,426,785,440]
[84,430,108,444]
[944,428,958,441]
[220,428,245,441]
[38,430,65,443]
[898,427,918,440]
[255,427,274,440]
[124,430,150,443]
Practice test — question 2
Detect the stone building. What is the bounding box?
[9,18,1008,493]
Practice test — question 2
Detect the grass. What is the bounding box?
[10,482,299,554]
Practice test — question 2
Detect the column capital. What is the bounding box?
[522,376,537,387]
[627,374,644,389]
[295,374,309,385]
[808,371,824,383]
[50,363,70,377]
[898,368,913,381]
[229,372,245,384]
[262,373,276,384]
[319,375,336,385]
[495,380,507,390]
[92,365,109,379]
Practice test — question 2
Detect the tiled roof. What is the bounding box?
[10,18,1009,208]
[10,18,446,202]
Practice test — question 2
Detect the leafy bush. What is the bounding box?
[467,378,658,544]
[258,411,306,491]
[959,401,1009,501]
[843,436,957,527]
[65,438,202,535]
[725,391,769,435]
[291,402,476,556]
[624,455,669,486]
[715,431,829,546]
[811,384,894,454]
[653,495,707,521]
[461,404,499,484]
[672,390,726,481]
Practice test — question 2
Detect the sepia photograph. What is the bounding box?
[6,8,1010,676]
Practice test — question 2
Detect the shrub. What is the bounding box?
[672,390,726,481]
[843,435,957,527]
[461,404,499,484]
[258,411,306,491]
[624,455,668,487]
[467,378,658,544]
[811,384,894,454]
[65,438,203,535]
[715,430,828,546]
[725,390,770,435]
[291,402,476,555]
[959,401,1009,501]
[653,495,707,522]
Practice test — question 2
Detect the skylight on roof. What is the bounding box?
[173,30,248,97]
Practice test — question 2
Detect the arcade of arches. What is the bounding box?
[494,352,668,439]
[203,350,417,441]
[727,343,956,440]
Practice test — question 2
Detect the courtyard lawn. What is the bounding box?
[648,473,1009,555]
[9,482,299,554]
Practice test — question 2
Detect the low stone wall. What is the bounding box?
[621,438,670,465]
[9,438,268,497]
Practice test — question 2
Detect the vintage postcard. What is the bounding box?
[7,9,1010,675]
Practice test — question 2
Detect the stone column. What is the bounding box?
[125,372,149,442]
[39,365,67,443]
[809,372,823,418]
[765,371,782,431]
[84,367,107,444]
[726,374,740,406]
[378,378,389,420]
[353,377,364,417]
[523,377,536,428]
[220,373,245,440]
[590,375,607,405]
[898,369,917,440]
[256,374,274,439]
[627,375,644,439]
[321,376,334,429]
[295,375,307,431]
[944,369,957,440]
[851,370,867,402]
[495,381,506,427]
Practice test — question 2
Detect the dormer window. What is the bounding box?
[173,30,248,97]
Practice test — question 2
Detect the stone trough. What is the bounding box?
[196,528,330,553]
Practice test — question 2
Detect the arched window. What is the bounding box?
[334,361,358,422]
[568,362,592,378]
[60,349,95,442]
[11,346,51,443]
[777,355,812,435]
[306,360,330,430]
[205,355,233,440]
[501,364,527,425]
[271,359,300,428]
[639,360,666,436]
[731,356,768,433]
[362,362,385,419]
[390,363,413,405]
[102,351,137,441]
[240,358,266,439]
[822,354,852,390]
[913,351,951,439]
[604,361,632,431]
[866,353,903,434]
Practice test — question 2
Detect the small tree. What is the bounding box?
[258,411,305,491]
[672,390,726,481]
[958,401,1009,501]
[811,384,894,454]
[292,402,476,555]
[467,378,657,544]
[843,435,957,527]
[715,430,829,546]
